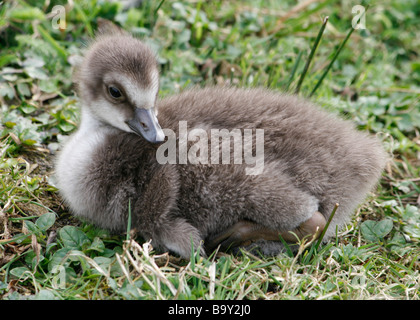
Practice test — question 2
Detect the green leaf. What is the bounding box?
[93,256,123,277]
[48,248,71,272]
[8,7,45,21]
[10,266,32,279]
[59,226,91,250]
[0,83,15,99]
[87,237,105,253]
[4,121,16,129]
[0,54,16,69]
[388,232,407,250]
[21,139,37,146]
[24,66,49,80]
[403,224,420,239]
[37,25,68,60]
[25,250,45,269]
[22,56,45,68]
[35,212,56,232]
[360,219,394,242]
[24,220,41,234]
[32,289,57,300]
[39,79,59,93]
[59,122,76,132]
[17,83,32,98]
[19,103,37,115]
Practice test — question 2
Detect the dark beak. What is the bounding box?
[126,108,165,144]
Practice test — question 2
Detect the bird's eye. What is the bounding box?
[108,86,122,99]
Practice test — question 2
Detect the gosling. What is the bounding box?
[55,29,387,258]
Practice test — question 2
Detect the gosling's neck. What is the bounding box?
[78,106,119,137]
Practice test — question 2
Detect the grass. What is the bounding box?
[1,0,419,300]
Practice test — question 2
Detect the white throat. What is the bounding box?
[79,107,116,135]
[55,107,111,216]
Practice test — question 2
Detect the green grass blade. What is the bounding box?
[295,16,329,94]
[73,2,94,37]
[154,0,166,16]
[0,54,16,69]
[126,198,132,241]
[315,203,339,251]
[284,50,303,91]
[309,27,355,97]
[36,25,68,60]
[309,6,369,97]
[278,234,294,257]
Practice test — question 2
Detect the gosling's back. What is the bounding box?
[156,86,387,239]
